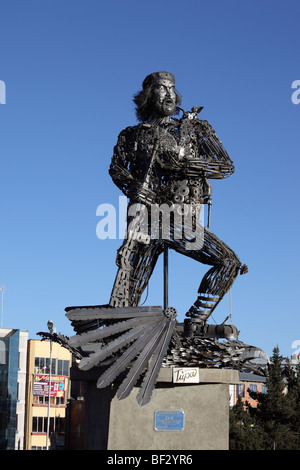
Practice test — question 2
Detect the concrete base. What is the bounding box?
[107,369,238,450]
[69,365,239,450]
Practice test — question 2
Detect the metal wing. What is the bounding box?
[66,304,176,406]
[136,318,175,406]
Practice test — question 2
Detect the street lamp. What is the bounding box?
[46,320,55,450]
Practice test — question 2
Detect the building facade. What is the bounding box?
[230,371,267,408]
[230,355,300,408]
[25,339,72,450]
[0,328,28,450]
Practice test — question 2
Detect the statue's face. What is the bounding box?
[151,78,176,117]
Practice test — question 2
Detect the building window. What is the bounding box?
[34,357,56,375]
[236,384,245,397]
[32,416,65,434]
[32,417,42,433]
[57,359,70,376]
[34,357,69,376]
[261,385,268,394]
[32,394,66,406]
[56,396,66,406]
[0,339,7,365]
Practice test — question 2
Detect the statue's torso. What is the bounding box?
[126,119,212,205]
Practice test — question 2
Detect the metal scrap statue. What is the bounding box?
[108,71,247,321]
[64,72,257,406]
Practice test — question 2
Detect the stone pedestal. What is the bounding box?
[68,365,239,450]
[107,369,239,450]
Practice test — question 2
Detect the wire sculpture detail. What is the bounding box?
[42,72,266,406]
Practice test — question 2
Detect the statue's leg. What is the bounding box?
[109,236,163,308]
[168,227,242,323]
[129,239,164,306]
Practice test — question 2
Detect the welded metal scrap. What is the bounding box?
[59,72,261,406]
[65,304,177,406]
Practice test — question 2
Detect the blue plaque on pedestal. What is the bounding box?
[154,410,184,431]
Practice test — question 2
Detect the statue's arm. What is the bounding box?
[184,120,235,179]
[109,126,158,204]
[160,120,235,180]
[109,127,137,197]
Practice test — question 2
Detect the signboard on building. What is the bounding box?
[33,374,66,397]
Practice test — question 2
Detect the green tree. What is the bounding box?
[249,346,296,449]
[229,396,265,450]
[283,360,300,448]
[230,346,300,450]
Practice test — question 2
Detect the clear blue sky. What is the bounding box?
[0,0,299,359]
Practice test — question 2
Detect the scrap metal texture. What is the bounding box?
[108,102,246,320]
[57,72,259,406]
[65,305,176,405]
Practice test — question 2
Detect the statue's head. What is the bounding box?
[133,71,182,123]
